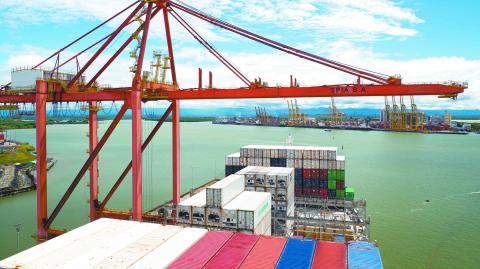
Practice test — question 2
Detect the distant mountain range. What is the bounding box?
[42,107,480,119]
[159,107,480,119]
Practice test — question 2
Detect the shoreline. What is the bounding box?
[0,158,56,197]
[212,122,473,135]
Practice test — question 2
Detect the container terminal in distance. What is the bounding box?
[212,99,472,135]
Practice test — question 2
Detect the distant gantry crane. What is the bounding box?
[287,99,306,126]
[329,97,344,125]
[383,96,424,130]
[255,106,269,125]
[0,0,467,240]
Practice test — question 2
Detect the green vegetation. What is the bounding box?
[0,119,35,130]
[145,116,218,122]
[47,119,88,125]
[471,123,480,132]
[0,143,36,164]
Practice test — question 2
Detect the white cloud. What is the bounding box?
[2,41,478,110]
[1,0,422,40]
[174,0,423,39]
[0,0,137,26]
[1,0,476,111]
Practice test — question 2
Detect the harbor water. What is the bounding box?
[0,121,479,268]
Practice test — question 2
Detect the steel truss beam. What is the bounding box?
[0,0,464,240]
[67,2,146,88]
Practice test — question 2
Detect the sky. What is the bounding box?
[0,0,478,111]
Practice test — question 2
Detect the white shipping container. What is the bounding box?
[255,186,266,192]
[225,152,240,166]
[320,149,327,160]
[223,191,271,231]
[336,156,346,170]
[0,218,121,268]
[177,190,206,225]
[265,148,271,158]
[328,160,336,169]
[294,159,303,168]
[206,207,222,227]
[263,158,270,167]
[276,186,294,203]
[236,166,255,175]
[93,225,184,269]
[274,201,294,217]
[276,168,294,188]
[225,156,232,166]
[245,174,256,186]
[294,149,303,159]
[254,210,272,235]
[14,221,178,269]
[304,149,311,159]
[221,208,238,229]
[266,169,278,187]
[320,160,327,169]
[303,159,312,169]
[192,206,207,226]
[265,187,276,200]
[286,158,295,168]
[287,149,295,159]
[131,227,207,269]
[206,174,245,208]
[328,148,337,160]
[240,147,246,157]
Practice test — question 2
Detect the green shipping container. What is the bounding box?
[328,180,336,190]
[345,187,355,200]
[336,190,345,199]
[328,170,336,180]
[336,170,345,181]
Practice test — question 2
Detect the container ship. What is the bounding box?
[0,144,382,268]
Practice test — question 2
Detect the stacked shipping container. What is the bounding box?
[236,166,294,236]
[1,219,382,269]
[176,175,272,235]
[225,145,355,200]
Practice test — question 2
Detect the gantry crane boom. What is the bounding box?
[0,0,467,240]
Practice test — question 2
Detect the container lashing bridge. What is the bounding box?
[0,0,467,241]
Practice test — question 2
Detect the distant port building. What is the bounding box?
[0,141,17,154]
[11,67,85,91]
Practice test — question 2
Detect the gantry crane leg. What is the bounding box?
[89,101,99,221]
[36,81,48,239]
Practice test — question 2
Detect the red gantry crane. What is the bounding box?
[0,0,467,240]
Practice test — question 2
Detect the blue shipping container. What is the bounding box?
[328,189,336,199]
[348,241,383,269]
[334,234,345,243]
[276,238,316,269]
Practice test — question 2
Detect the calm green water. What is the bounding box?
[0,121,479,268]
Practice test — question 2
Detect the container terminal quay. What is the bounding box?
[0,0,469,268]
[212,99,474,135]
